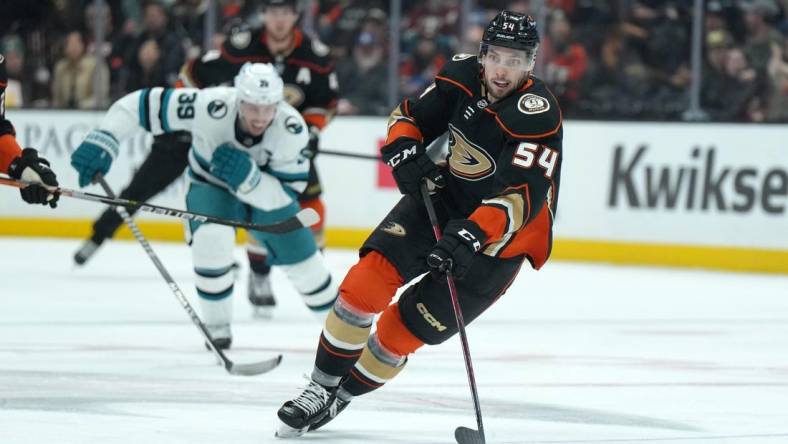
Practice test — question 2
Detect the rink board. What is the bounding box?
[0,111,786,273]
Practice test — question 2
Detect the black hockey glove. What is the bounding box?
[8,148,60,208]
[381,137,444,198]
[427,219,488,279]
[301,126,320,160]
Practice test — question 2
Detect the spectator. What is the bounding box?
[336,31,389,115]
[317,1,388,59]
[540,9,588,112]
[742,0,783,97]
[51,30,109,109]
[399,36,447,98]
[122,1,185,91]
[765,33,788,121]
[0,35,26,108]
[703,42,760,122]
[577,28,650,119]
[83,1,138,101]
[125,38,168,90]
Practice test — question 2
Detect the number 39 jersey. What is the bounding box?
[386,55,563,268]
[97,86,310,211]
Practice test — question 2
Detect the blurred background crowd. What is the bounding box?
[1,0,787,122]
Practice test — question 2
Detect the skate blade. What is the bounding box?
[274,421,309,439]
[252,306,275,320]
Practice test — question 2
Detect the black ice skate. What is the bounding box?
[204,323,232,350]
[276,378,334,438]
[308,394,351,431]
[248,271,276,318]
[73,239,102,266]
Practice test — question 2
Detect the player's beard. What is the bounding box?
[484,71,529,102]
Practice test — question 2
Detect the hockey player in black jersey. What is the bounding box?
[74,0,338,320]
[1,53,59,207]
[276,11,563,438]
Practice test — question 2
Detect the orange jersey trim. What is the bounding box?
[286,58,334,74]
[483,107,562,139]
[435,75,474,97]
[499,205,553,267]
[386,121,423,144]
[0,134,22,174]
[303,113,328,130]
[469,205,508,244]
[469,184,532,243]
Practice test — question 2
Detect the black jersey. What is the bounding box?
[0,53,22,173]
[181,27,338,131]
[386,54,563,268]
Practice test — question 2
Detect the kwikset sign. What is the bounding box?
[609,145,787,215]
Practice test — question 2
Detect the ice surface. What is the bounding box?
[1,238,787,443]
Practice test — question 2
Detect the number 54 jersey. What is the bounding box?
[387,55,563,269]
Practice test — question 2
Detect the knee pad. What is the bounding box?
[397,284,456,346]
[338,251,402,314]
[192,223,236,302]
[280,252,337,315]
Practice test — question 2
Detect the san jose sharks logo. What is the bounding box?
[207,100,228,119]
[285,116,303,134]
[447,124,496,181]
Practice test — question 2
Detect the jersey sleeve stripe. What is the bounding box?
[138,88,151,131]
[159,88,174,132]
[267,169,309,182]
[484,108,562,138]
[435,75,474,97]
[303,113,328,130]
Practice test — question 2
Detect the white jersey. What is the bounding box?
[98,86,310,210]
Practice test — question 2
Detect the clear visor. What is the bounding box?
[479,43,537,72]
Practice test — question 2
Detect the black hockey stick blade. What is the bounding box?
[455,426,486,444]
[227,354,283,376]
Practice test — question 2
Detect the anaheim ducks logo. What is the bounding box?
[283,84,305,108]
[448,124,496,181]
[381,221,406,237]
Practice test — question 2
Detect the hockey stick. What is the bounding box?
[420,181,486,444]
[318,149,380,160]
[0,174,318,234]
[95,174,282,376]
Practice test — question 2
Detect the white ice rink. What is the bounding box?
[1,238,787,444]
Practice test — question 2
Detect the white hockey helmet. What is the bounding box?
[234,63,284,105]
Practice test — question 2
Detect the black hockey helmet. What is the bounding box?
[480,11,539,70]
[265,0,298,11]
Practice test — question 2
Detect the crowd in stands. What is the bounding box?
[1,0,787,122]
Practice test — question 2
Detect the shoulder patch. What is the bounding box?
[207,100,228,119]
[285,115,304,134]
[451,53,475,61]
[517,93,550,115]
[230,30,252,49]
[311,39,330,57]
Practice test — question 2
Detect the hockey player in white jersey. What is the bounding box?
[70,63,338,348]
